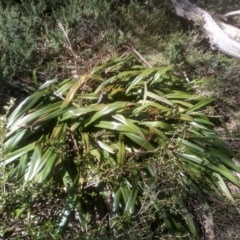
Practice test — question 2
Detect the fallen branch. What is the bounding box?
[116,26,152,67]
[224,10,240,18]
[170,0,240,58]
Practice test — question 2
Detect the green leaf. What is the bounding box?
[7,90,47,128]
[194,117,214,126]
[140,121,174,131]
[5,128,28,150]
[16,153,29,180]
[171,100,193,108]
[61,106,97,121]
[39,79,58,90]
[55,172,85,234]
[15,207,25,219]
[124,132,155,151]
[180,114,194,121]
[95,121,139,134]
[166,93,203,101]
[179,154,240,187]
[124,189,138,214]
[54,78,75,96]
[147,91,173,106]
[32,67,40,90]
[85,102,128,127]
[8,101,63,135]
[90,149,101,162]
[139,123,168,140]
[213,173,237,205]
[61,73,89,108]
[37,151,58,182]
[118,134,125,165]
[208,147,240,173]
[27,148,55,181]
[113,188,122,212]
[121,185,130,205]
[186,99,215,113]
[112,114,145,138]
[3,142,35,165]
[126,66,175,93]
[97,140,116,154]
[24,144,43,181]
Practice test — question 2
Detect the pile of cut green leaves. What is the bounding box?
[3,55,240,238]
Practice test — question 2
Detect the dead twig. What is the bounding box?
[116,26,152,67]
[57,21,78,60]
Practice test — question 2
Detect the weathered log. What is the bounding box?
[224,10,240,18]
[170,0,240,58]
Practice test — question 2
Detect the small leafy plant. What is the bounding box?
[2,54,240,238]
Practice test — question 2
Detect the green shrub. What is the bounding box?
[0,1,63,79]
[2,55,240,239]
[2,0,240,238]
[0,0,182,84]
[0,0,114,82]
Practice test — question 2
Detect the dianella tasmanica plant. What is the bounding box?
[3,54,240,238]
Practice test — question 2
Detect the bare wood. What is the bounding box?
[116,26,152,67]
[224,10,240,18]
[170,0,240,59]
[218,22,240,41]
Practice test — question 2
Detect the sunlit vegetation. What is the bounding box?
[1,0,240,239]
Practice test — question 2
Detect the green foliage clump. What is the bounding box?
[2,0,240,238]
[1,55,240,239]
